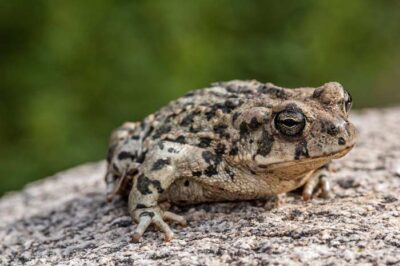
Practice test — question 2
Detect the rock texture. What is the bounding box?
[1,108,400,266]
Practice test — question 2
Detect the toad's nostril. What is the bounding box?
[338,137,346,145]
[327,124,339,136]
[321,120,344,137]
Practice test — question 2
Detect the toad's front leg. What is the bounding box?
[302,164,333,201]
[128,141,188,242]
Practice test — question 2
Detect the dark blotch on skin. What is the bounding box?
[295,140,310,160]
[192,171,202,177]
[165,113,178,123]
[181,114,194,127]
[202,150,223,177]
[221,100,242,113]
[166,135,187,144]
[225,167,235,180]
[313,88,324,99]
[118,151,136,161]
[143,126,154,140]
[215,143,226,156]
[198,137,212,148]
[157,141,165,150]
[232,112,241,124]
[127,168,138,176]
[205,110,216,120]
[256,130,274,157]
[283,103,303,115]
[168,147,179,154]
[249,117,261,130]
[240,122,250,138]
[338,137,346,145]
[131,135,140,140]
[152,125,172,139]
[240,117,263,139]
[151,158,171,171]
[202,151,217,164]
[136,204,147,209]
[137,174,164,195]
[136,150,148,164]
[229,145,239,156]
[112,163,119,173]
[184,180,190,187]
[205,100,242,120]
[214,123,229,138]
[204,165,218,177]
[139,211,155,218]
[257,85,287,99]
[181,111,201,127]
[174,136,186,144]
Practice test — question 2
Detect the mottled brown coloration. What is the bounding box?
[105,80,356,241]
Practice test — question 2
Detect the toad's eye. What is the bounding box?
[344,91,353,112]
[275,110,306,137]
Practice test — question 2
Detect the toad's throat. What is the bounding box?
[257,146,353,178]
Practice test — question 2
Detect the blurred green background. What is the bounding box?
[1,0,400,196]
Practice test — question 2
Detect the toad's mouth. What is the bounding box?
[257,145,354,175]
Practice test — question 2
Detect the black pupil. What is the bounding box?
[282,119,297,127]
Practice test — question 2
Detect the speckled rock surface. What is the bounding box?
[1,108,400,266]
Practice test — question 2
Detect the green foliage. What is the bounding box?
[1,0,400,195]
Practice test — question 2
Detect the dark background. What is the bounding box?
[1,1,400,195]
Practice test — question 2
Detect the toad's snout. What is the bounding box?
[320,118,357,149]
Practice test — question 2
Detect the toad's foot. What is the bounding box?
[264,193,286,210]
[131,206,187,242]
[302,166,333,201]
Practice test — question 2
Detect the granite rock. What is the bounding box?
[1,108,400,265]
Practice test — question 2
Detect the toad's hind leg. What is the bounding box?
[129,141,188,242]
[302,164,333,201]
[105,122,140,201]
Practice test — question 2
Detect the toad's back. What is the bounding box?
[107,80,293,168]
[132,80,290,146]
